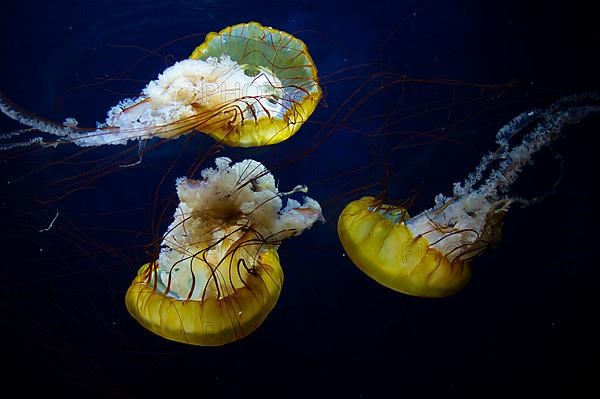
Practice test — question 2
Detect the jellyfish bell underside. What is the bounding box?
[126,157,323,345]
[1,21,321,150]
[187,21,322,147]
[338,93,600,298]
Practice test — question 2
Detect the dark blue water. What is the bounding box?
[1,1,598,397]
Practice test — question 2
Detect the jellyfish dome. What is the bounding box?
[126,157,323,345]
[338,93,600,298]
[187,21,322,146]
[1,22,321,149]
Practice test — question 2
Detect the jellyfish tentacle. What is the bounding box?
[119,139,147,168]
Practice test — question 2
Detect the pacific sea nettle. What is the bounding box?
[126,157,323,345]
[1,22,321,150]
[338,93,600,298]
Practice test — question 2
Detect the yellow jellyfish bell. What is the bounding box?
[338,93,600,298]
[126,157,323,345]
[188,21,322,147]
[126,249,283,346]
[338,197,473,298]
[1,22,321,150]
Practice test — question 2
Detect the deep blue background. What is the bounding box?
[0,1,598,397]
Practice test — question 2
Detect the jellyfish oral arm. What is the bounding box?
[0,90,78,149]
[450,94,600,203]
[407,94,600,264]
[417,94,600,257]
[0,87,149,148]
[1,57,254,148]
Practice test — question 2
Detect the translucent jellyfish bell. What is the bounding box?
[1,22,321,150]
[126,157,323,345]
[338,93,600,297]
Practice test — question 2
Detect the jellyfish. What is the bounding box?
[125,157,323,345]
[0,21,321,150]
[338,93,600,298]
